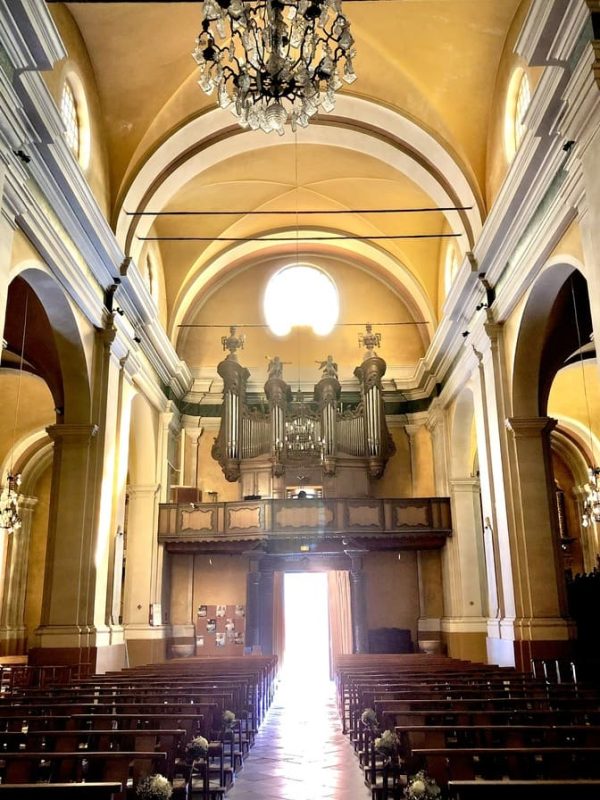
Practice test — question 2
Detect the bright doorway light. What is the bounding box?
[264,265,339,336]
[282,572,330,688]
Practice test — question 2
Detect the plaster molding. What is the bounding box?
[559,41,600,157]
[505,416,557,438]
[440,616,488,633]
[516,0,588,65]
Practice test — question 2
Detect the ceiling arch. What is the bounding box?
[117,96,483,258]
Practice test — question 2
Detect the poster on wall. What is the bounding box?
[195,604,246,654]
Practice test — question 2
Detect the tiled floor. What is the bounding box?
[227,680,371,800]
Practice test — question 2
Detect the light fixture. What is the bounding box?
[193,0,357,135]
[582,467,600,528]
[0,294,28,535]
[0,473,22,534]
[570,278,599,529]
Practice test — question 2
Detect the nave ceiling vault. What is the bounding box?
[53,0,524,387]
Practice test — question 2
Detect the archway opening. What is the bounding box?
[282,572,330,693]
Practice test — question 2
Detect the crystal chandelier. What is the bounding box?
[582,467,600,528]
[0,472,22,535]
[193,0,357,135]
[1,292,28,535]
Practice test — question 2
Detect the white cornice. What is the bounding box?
[516,0,589,65]
[558,41,600,156]
[0,1,65,71]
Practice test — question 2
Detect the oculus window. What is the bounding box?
[264,265,339,336]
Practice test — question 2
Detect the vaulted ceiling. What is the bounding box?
[58,1,526,375]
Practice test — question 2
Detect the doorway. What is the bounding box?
[282,572,330,689]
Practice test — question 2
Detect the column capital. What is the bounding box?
[19,495,39,511]
[404,424,422,440]
[449,477,481,492]
[505,416,557,438]
[127,483,160,499]
[46,423,99,442]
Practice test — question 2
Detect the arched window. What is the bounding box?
[60,81,80,159]
[444,243,460,296]
[264,265,339,336]
[505,68,531,161]
[514,72,531,150]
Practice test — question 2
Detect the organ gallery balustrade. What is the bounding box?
[157,496,452,548]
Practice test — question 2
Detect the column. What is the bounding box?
[404,421,434,498]
[89,331,129,671]
[348,552,368,653]
[0,214,16,344]
[156,405,180,631]
[472,324,518,665]
[122,484,165,665]
[506,416,573,668]
[245,561,261,650]
[33,423,99,663]
[0,496,37,655]
[426,407,451,496]
[443,477,488,661]
[258,568,274,656]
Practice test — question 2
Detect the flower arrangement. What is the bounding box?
[361,708,379,730]
[404,770,441,799]
[222,710,236,728]
[185,735,209,761]
[136,774,173,800]
[374,729,400,756]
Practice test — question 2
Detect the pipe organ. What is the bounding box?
[213,331,395,483]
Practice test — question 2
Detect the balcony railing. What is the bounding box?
[157,496,451,548]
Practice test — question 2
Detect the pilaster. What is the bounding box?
[0,495,37,655]
[348,551,368,653]
[122,483,165,664]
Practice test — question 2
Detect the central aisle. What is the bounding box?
[227,681,371,800]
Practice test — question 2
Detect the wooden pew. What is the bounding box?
[412,746,600,788]
[0,751,166,800]
[0,783,121,799]
[448,779,600,799]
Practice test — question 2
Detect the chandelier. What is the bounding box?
[582,467,600,528]
[0,472,22,535]
[1,292,28,535]
[193,0,356,135]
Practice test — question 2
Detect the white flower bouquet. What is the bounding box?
[222,709,236,728]
[136,774,173,800]
[185,735,209,761]
[374,728,400,756]
[361,707,379,729]
[404,770,442,799]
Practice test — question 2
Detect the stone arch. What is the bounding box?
[512,259,589,419]
[115,96,482,344]
[8,264,92,425]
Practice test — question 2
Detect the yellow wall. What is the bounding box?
[486,0,538,208]
[45,4,111,219]
[364,551,419,645]
[192,554,250,608]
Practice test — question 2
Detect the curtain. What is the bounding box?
[272,571,285,675]
[327,570,353,679]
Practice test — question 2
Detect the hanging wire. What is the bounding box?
[570,277,596,465]
[9,293,29,475]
